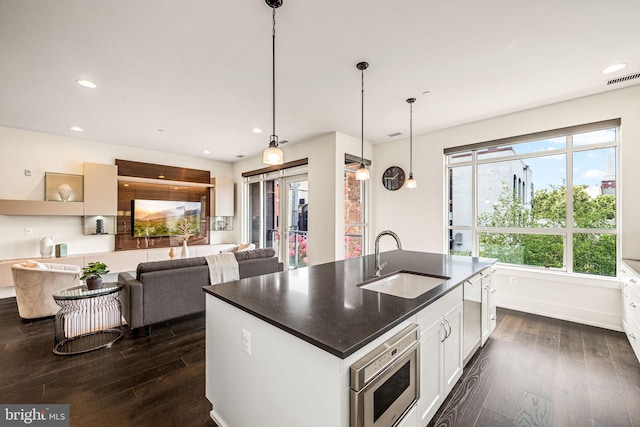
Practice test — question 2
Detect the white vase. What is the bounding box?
[57,184,72,202]
[181,240,189,258]
[39,236,54,258]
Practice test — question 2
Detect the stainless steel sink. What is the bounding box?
[359,273,448,299]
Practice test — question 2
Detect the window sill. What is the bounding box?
[494,263,621,290]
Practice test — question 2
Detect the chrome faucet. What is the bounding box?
[374,230,403,277]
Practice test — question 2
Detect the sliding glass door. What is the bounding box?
[245,170,308,270]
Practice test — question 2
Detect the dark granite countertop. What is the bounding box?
[203,250,496,359]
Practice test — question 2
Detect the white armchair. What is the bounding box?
[11,261,81,319]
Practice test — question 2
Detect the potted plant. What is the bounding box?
[81,261,110,290]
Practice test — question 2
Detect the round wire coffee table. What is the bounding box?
[53,283,123,355]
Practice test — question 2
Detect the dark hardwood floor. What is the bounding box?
[0,297,217,427]
[429,308,640,427]
[2,297,639,427]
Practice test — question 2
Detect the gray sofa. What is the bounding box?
[117,248,283,335]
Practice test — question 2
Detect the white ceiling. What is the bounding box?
[1,0,639,163]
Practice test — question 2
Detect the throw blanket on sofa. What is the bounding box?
[205,253,240,284]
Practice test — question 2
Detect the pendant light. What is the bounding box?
[405,97,417,189]
[355,61,370,180]
[262,0,284,165]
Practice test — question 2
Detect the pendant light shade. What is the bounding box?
[356,61,370,181]
[405,97,417,189]
[263,0,284,165]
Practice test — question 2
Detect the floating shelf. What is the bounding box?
[0,200,84,216]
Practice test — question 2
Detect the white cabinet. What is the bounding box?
[481,268,497,345]
[621,262,640,362]
[83,163,117,216]
[211,177,234,217]
[418,286,463,426]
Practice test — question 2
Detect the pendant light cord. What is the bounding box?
[410,101,413,173]
[271,7,277,142]
[360,66,364,163]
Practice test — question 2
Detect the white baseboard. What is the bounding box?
[0,287,15,299]
[210,409,229,427]
[498,294,623,332]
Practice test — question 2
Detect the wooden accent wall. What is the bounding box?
[116,159,210,184]
[115,160,211,251]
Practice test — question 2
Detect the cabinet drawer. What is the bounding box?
[623,281,640,326]
[418,286,463,328]
[625,310,640,362]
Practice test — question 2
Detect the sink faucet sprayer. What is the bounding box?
[374,230,402,277]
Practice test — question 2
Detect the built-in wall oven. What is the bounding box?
[350,323,420,427]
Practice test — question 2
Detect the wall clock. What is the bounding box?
[382,166,405,191]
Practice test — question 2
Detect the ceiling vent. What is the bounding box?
[606,72,640,86]
[388,132,402,138]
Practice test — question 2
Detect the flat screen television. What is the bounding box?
[131,199,202,237]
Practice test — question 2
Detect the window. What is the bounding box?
[446,119,619,277]
[345,158,368,258]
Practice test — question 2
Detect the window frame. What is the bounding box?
[445,120,620,277]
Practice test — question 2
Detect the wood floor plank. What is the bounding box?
[473,407,513,427]
[513,390,554,427]
[589,383,633,427]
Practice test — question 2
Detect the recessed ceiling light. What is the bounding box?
[602,63,627,74]
[203,150,211,154]
[252,128,263,134]
[70,126,83,132]
[76,79,96,89]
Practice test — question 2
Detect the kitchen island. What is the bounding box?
[203,250,495,427]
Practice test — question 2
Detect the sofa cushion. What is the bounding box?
[233,248,276,261]
[136,257,207,280]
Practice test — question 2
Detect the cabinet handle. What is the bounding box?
[631,279,638,284]
[631,302,637,308]
[483,285,489,290]
[444,319,452,338]
[441,322,447,342]
[491,315,497,320]
[630,333,637,340]
[491,289,497,293]
[620,270,626,274]
[483,274,490,279]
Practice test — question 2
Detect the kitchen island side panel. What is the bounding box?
[205,294,345,427]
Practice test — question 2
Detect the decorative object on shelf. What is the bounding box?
[80,261,110,290]
[262,0,285,165]
[382,166,406,191]
[55,243,67,258]
[96,218,105,234]
[355,61,370,180]
[39,236,54,258]
[57,184,72,202]
[169,247,176,259]
[45,172,83,202]
[405,97,418,189]
[177,218,197,258]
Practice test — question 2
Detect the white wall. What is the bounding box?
[232,132,372,265]
[373,84,640,330]
[0,126,234,261]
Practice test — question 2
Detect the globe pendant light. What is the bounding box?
[405,97,417,189]
[355,61,370,180]
[263,0,284,165]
